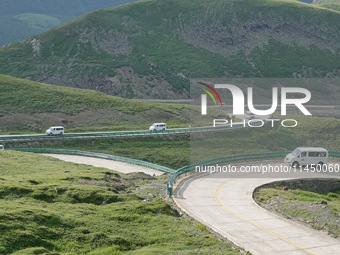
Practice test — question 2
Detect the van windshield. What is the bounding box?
[292,148,301,156]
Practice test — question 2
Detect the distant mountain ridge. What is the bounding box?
[0,0,136,17]
[0,0,137,46]
[0,0,339,99]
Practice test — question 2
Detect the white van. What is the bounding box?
[245,111,255,119]
[149,123,166,131]
[46,126,64,135]
[285,147,328,167]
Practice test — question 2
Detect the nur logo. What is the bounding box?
[198,82,224,115]
[198,82,312,116]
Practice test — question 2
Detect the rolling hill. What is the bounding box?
[0,0,339,99]
[0,74,200,134]
[0,150,242,255]
[0,0,137,46]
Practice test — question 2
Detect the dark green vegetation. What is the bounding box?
[0,150,242,255]
[254,179,340,238]
[0,74,210,134]
[0,0,136,46]
[0,0,339,99]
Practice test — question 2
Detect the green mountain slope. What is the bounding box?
[0,0,339,99]
[0,74,198,133]
[0,150,241,255]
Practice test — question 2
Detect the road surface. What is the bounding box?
[42,154,163,176]
[174,162,340,255]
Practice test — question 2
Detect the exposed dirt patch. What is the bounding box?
[179,11,340,57]
[106,66,189,99]
[78,28,132,55]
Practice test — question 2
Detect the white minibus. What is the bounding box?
[46,126,65,135]
[285,147,328,167]
[149,123,166,131]
[245,111,255,119]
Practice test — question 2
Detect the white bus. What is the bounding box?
[285,147,328,167]
[149,123,166,131]
[46,126,65,135]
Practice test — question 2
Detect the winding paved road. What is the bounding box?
[42,154,163,176]
[39,154,340,254]
[174,162,340,255]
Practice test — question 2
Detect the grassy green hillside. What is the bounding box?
[0,74,208,134]
[0,150,242,254]
[0,0,339,99]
